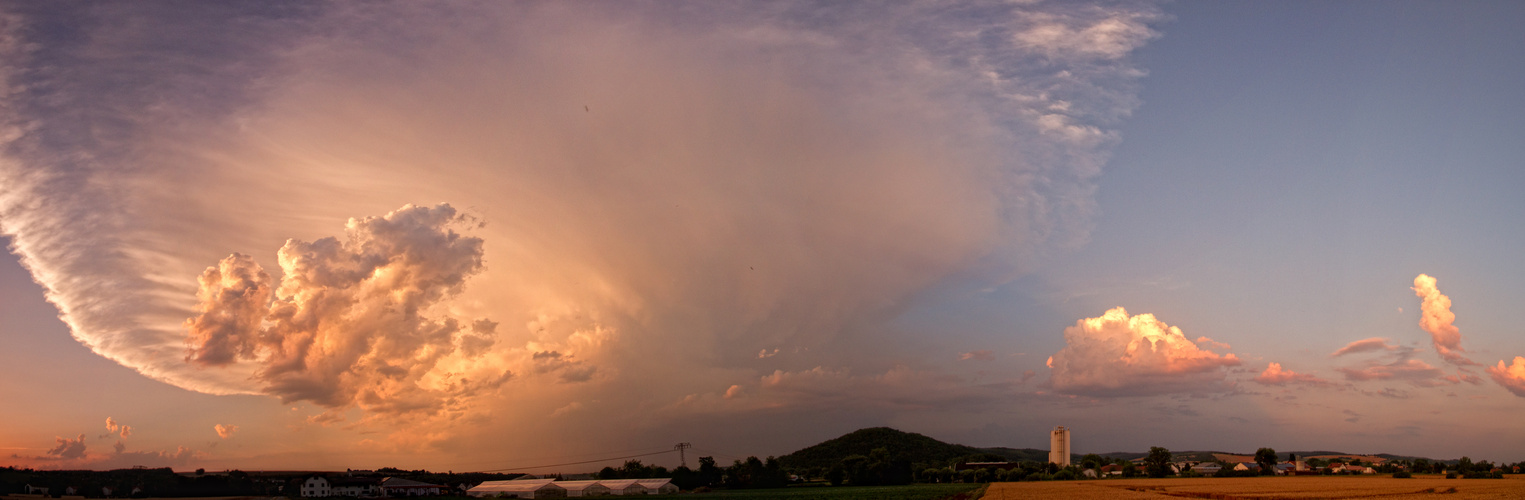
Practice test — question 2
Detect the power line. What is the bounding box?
[468,449,677,473]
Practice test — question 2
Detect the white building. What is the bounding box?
[633,479,678,495]
[301,477,332,498]
[595,480,647,496]
[468,479,566,499]
[553,481,609,497]
[1049,426,1071,467]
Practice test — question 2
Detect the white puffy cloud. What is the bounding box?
[1412,274,1475,366]
[1486,357,1525,397]
[184,204,510,413]
[1047,307,1241,396]
[103,417,131,439]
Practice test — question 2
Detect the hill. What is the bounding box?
[777,427,1055,470]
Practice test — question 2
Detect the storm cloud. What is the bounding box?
[0,1,1162,435]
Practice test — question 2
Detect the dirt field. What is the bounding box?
[981,475,1525,499]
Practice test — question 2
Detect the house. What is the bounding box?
[382,477,444,496]
[26,485,50,495]
[596,480,647,496]
[332,477,381,497]
[1099,464,1124,476]
[633,479,678,495]
[301,477,333,498]
[552,481,609,497]
[1233,463,1261,473]
[1191,463,1222,475]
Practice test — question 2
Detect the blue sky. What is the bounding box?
[2,1,1523,471]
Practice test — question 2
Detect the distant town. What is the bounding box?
[3,427,1520,499]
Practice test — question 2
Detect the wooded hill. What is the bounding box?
[775,427,1058,471]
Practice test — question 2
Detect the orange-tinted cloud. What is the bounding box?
[103,417,131,439]
[1412,274,1475,366]
[214,424,237,439]
[959,350,995,361]
[1486,357,1525,397]
[1331,337,1399,357]
[184,204,511,412]
[1047,307,1240,396]
[1336,358,1446,384]
[46,434,87,460]
[1253,362,1329,386]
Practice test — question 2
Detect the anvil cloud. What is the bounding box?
[0,1,1160,433]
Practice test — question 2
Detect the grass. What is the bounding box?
[689,483,985,500]
[981,475,1525,499]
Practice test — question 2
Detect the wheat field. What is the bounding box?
[981,475,1525,499]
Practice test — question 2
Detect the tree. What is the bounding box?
[1145,447,1173,478]
[1254,448,1277,476]
[1080,454,1105,472]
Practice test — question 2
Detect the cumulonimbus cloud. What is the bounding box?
[0,2,1162,433]
[1486,357,1525,397]
[1047,307,1241,396]
[1253,362,1329,386]
[1412,274,1475,366]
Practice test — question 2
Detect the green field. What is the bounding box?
[689,483,985,500]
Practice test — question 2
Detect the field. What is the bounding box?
[690,483,984,500]
[981,475,1525,499]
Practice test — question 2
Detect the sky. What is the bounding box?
[2,0,1523,472]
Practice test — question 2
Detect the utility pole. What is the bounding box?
[675,443,693,468]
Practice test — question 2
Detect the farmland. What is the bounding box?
[690,483,984,500]
[981,475,1525,499]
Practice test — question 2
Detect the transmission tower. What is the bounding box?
[674,442,693,468]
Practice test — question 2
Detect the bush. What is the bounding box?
[1445,473,1457,479]
[1393,471,1411,478]
[1052,470,1075,481]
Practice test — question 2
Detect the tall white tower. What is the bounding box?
[1049,426,1071,466]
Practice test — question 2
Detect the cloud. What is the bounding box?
[1331,337,1399,357]
[0,1,1162,442]
[1046,307,1241,396]
[46,434,86,460]
[184,203,506,412]
[103,417,131,439]
[959,350,995,361]
[1336,358,1447,385]
[214,424,237,439]
[1013,11,1159,60]
[1486,356,1525,397]
[1412,274,1475,366]
[1253,362,1329,386]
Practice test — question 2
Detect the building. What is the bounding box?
[548,481,607,497]
[301,476,332,498]
[332,477,381,497]
[467,479,566,499]
[633,479,678,495]
[381,477,444,496]
[595,480,647,496]
[1049,426,1071,467]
